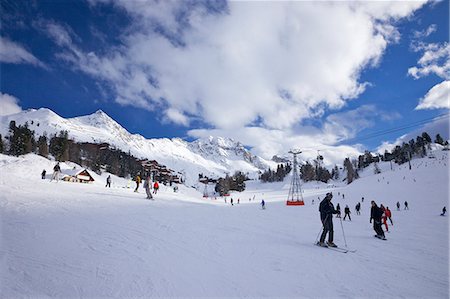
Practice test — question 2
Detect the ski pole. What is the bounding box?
[339,216,348,248]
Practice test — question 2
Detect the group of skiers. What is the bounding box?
[132,174,160,200]
[317,192,401,247]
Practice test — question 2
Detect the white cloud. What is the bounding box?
[54,1,428,161]
[188,105,398,166]
[412,24,437,39]
[0,92,22,116]
[0,37,47,68]
[164,108,190,126]
[408,42,450,79]
[416,80,450,110]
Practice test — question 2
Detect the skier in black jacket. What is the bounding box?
[370,200,386,240]
[318,193,340,247]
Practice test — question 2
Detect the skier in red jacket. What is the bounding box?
[153,181,159,194]
[385,207,393,225]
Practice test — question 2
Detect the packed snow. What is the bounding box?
[0,151,448,298]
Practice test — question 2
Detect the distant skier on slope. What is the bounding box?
[396,201,401,211]
[261,199,265,210]
[336,203,341,218]
[144,176,153,200]
[355,202,361,215]
[385,207,393,225]
[105,175,111,188]
[343,205,351,221]
[404,201,409,210]
[318,193,340,247]
[370,201,386,240]
[153,181,159,194]
[50,162,61,182]
[41,169,46,180]
[441,206,446,216]
[134,174,141,192]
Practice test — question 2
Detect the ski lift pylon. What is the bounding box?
[286,149,305,206]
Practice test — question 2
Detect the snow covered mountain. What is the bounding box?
[0,108,277,183]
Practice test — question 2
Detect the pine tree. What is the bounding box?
[37,134,49,157]
[435,134,444,145]
[344,158,356,184]
[422,132,432,144]
[300,161,315,182]
[7,121,35,156]
[49,130,69,161]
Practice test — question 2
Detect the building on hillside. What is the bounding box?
[61,168,95,183]
[139,159,182,184]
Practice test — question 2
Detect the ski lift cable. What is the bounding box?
[296,113,449,154]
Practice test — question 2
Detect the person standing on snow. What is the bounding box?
[41,169,46,180]
[441,206,446,216]
[318,193,340,247]
[50,162,61,182]
[396,201,401,211]
[370,201,386,240]
[343,205,351,221]
[134,174,141,192]
[144,177,153,200]
[385,207,393,225]
[336,203,341,218]
[153,181,159,194]
[355,202,361,215]
[404,201,409,210]
[105,175,111,188]
[261,199,265,210]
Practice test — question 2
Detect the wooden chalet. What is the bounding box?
[61,168,95,183]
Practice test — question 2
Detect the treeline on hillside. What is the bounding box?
[259,163,292,182]
[1,121,145,178]
[345,132,448,184]
[299,161,334,183]
[215,171,249,196]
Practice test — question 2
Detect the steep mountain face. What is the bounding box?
[0,108,277,183]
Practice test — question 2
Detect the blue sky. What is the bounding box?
[0,0,449,163]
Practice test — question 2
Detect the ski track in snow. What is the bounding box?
[0,152,448,298]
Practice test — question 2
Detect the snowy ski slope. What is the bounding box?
[0,151,448,298]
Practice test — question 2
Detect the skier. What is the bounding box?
[238,198,240,204]
[404,201,409,210]
[441,206,446,216]
[105,175,111,188]
[355,202,361,215]
[370,201,386,240]
[396,201,401,211]
[134,174,141,192]
[318,193,340,247]
[361,196,364,203]
[336,203,341,218]
[50,162,61,182]
[342,193,345,199]
[153,181,159,194]
[144,177,153,200]
[41,169,46,180]
[379,204,388,232]
[261,199,265,210]
[385,207,393,225]
[231,198,234,206]
[343,205,351,221]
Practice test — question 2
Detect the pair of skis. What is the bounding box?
[315,243,357,253]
